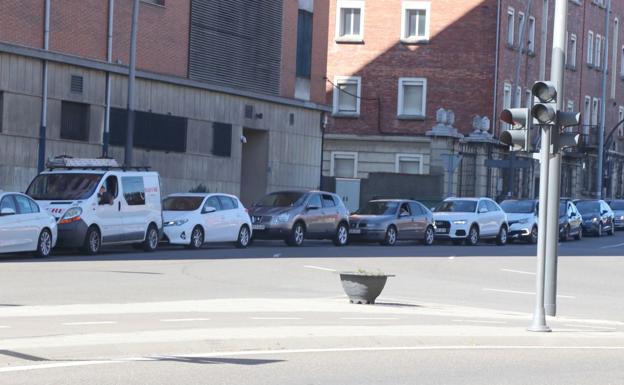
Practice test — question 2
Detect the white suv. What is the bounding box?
[433,197,509,246]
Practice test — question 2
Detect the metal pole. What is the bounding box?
[544,0,567,317]
[124,0,139,167]
[37,0,51,172]
[103,0,114,158]
[597,0,612,199]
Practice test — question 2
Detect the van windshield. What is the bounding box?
[27,173,103,200]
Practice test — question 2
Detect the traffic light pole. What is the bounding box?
[544,0,568,318]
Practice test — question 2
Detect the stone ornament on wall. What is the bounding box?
[427,108,463,138]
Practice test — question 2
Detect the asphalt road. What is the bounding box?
[1,232,624,384]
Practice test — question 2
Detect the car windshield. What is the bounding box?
[256,192,306,207]
[355,201,399,216]
[163,196,205,211]
[434,200,477,213]
[575,201,600,214]
[609,201,624,210]
[26,173,103,200]
[500,200,535,213]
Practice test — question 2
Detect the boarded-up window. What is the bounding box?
[110,108,187,152]
[212,122,232,157]
[60,101,90,141]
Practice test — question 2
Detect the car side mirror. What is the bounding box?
[202,206,217,214]
[307,204,321,211]
[0,208,16,216]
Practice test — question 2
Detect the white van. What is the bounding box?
[26,158,163,255]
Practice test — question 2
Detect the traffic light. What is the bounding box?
[500,108,531,151]
[531,81,558,126]
[553,111,582,151]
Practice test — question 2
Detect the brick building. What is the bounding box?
[0,0,330,205]
[323,0,624,209]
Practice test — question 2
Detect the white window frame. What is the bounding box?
[618,106,624,137]
[503,82,512,130]
[395,154,424,175]
[621,45,624,76]
[514,86,522,108]
[567,33,577,69]
[507,8,515,47]
[517,12,525,50]
[335,0,365,42]
[400,1,431,43]
[527,16,536,54]
[592,97,600,126]
[587,30,594,65]
[567,100,574,112]
[397,77,427,118]
[332,76,361,116]
[330,151,358,178]
[596,34,602,69]
[583,95,591,135]
[525,89,532,110]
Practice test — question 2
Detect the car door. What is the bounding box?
[14,194,41,251]
[202,195,225,242]
[476,200,492,236]
[321,194,341,235]
[304,194,325,236]
[94,175,124,243]
[486,200,504,234]
[409,202,427,239]
[396,202,416,239]
[120,175,149,242]
[217,195,239,241]
[601,201,614,231]
[0,195,22,252]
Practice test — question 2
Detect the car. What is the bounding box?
[162,193,252,249]
[0,192,58,257]
[248,190,350,247]
[26,157,163,255]
[500,199,538,244]
[432,197,509,246]
[607,200,624,230]
[348,199,435,246]
[558,200,583,241]
[574,199,615,237]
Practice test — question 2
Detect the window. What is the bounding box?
[332,76,361,116]
[110,108,188,153]
[567,33,577,69]
[612,19,619,98]
[517,12,525,49]
[587,31,594,65]
[121,177,145,206]
[596,34,602,69]
[567,100,574,112]
[331,152,357,178]
[592,98,600,126]
[322,194,337,208]
[619,107,624,137]
[621,46,624,76]
[212,122,232,157]
[507,8,515,47]
[336,0,364,41]
[401,1,430,43]
[514,86,522,108]
[503,83,512,130]
[525,89,532,109]
[217,196,237,210]
[14,195,34,214]
[142,0,165,5]
[296,10,313,78]
[204,196,222,211]
[583,96,591,135]
[60,101,90,141]
[308,194,322,208]
[399,203,412,216]
[0,92,3,133]
[0,195,16,213]
[395,154,423,175]
[528,16,536,53]
[397,77,427,117]
[477,200,488,213]
[409,202,424,215]
[485,200,499,212]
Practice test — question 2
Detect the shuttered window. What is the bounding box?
[109,108,187,152]
[60,101,90,141]
[212,122,232,157]
[296,10,313,78]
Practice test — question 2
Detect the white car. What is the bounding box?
[162,193,252,249]
[432,197,509,246]
[500,199,539,244]
[0,192,57,257]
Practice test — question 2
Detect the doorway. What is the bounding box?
[240,128,269,207]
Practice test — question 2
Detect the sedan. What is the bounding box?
[574,199,615,237]
[558,200,583,241]
[348,200,435,246]
[162,193,252,249]
[0,192,57,257]
[500,199,538,244]
[607,200,624,230]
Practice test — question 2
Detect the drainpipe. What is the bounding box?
[102,0,114,157]
[492,0,502,136]
[597,0,611,199]
[37,0,51,172]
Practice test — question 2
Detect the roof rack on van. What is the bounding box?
[46,156,151,171]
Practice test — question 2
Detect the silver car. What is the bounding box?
[249,190,350,247]
[607,200,624,230]
[348,200,435,246]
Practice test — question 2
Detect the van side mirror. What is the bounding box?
[0,208,16,216]
[202,206,217,214]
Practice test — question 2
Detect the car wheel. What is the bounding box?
[496,225,508,246]
[235,225,251,249]
[574,227,582,241]
[333,223,349,247]
[381,226,397,246]
[83,226,101,255]
[188,226,204,249]
[34,229,53,258]
[560,225,570,242]
[528,226,538,244]
[143,225,159,252]
[422,225,435,246]
[286,222,306,247]
[466,226,479,246]
[597,223,603,237]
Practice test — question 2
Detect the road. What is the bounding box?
[1,233,624,384]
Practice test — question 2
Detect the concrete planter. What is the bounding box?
[338,272,394,304]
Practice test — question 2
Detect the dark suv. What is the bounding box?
[249,190,350,247]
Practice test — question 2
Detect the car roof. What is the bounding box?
[370,199,412,203]
[444,197,481,202]
[166,193,239,199]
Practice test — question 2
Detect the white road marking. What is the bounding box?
[563,324,617,331]
[160,318,211,323]
[4,345,624,373]
[303,265,336,272]
[452,319,507,325]
[250,317,303,320]
[448,256,456,260]
[0,326,9,329]
[600,242,624,249]
[500,268,535,276]
[62,321,117,326]
[340,317,400,320]
[483,288,576,299]
[273,253,281,258]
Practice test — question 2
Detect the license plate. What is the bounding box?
[349,229,362,234]
[252,225,266,230]
[435,228,448,234]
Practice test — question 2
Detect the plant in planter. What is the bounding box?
[338,269,395,304]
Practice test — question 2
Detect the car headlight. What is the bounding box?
[276,213,290,223]
[59,207,82,224]
[452,220,467,225]
[592,217,599,223]
[164,219,188,227]
[620,216,624,220]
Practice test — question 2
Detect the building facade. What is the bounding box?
[323,0,624,208]
[0,0,330,205]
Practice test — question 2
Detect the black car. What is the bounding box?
[558,200,583,241]
[607,200,624,230]
[574,199,615,237]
